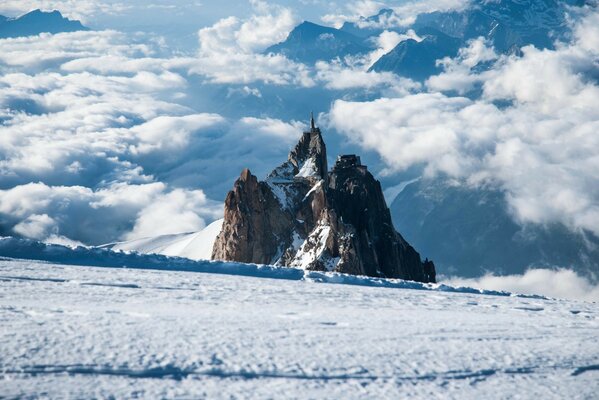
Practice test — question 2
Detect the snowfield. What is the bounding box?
[1,251,598,398]
[101,219,224,261]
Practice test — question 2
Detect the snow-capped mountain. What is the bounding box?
[0,9,88,38]
[363,0,585,80]
[97,118,436,283]
[412,0,584,52]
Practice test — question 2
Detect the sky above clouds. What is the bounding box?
[0,0,598,277]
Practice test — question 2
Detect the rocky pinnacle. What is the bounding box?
[212,116,436,283]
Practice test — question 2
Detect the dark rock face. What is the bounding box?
[212,168,293,265]
[212,118,436,283]
[327,156,434,282]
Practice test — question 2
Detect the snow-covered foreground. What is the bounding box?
[1,257,598,399]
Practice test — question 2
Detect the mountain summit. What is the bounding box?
[0,9,88,38]
[212,115,436,283]
[265,21,369,63]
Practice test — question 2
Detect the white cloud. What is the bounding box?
[191,3,313,86]
[365,29,421,68]
[226,86,262,99]
[0,182,221,244]
[322,0,471,29]
[235,117,304,141]
[13,213,56,239]
[188,52,314,86]
[237,1,297,53]
[127,114,226,156]
[427,37,498,94]
[328,10,599,236]
[125,188,219,240]
[315,59,420,95]
[0,30,156,73]
[444,269,599,302]
[328,94,479,176]
[312,29,422,94]
[0,29,312,245]
[0,68,195,188]
[0,0,129,22]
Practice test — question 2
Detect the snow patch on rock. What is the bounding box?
[290,224,341,272]
[266,181,299,211]
[296,157,318,178]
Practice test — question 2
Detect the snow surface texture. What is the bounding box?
[1,256,598,399]
[101,219,224,261]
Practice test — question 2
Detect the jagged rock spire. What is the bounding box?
[287,112,327,181]
[212,112,436,283]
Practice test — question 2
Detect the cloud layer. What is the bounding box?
[444,269,599,302]
[328,10,599,236]
[0,23,307,244]
[322,0,471,29]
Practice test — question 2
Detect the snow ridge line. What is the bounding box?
[0,236,547,299]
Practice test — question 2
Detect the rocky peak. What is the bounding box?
[0,9,88,39]
[212,116,436,283]
[286,113,328,182]
[239,168,252,182]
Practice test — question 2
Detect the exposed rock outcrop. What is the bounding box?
[212,115,436,283]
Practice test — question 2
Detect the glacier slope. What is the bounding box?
[1,257,598,399]
[100,219,224,261]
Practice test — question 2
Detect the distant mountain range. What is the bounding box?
[391,178,599,280]
[0,9,87,39]
[267,0,587,81]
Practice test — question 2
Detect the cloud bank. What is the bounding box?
[328,10,599,236]
[322,0,471,29]
[0,22,307,245]
[444,269,599,302]
[191,2,315,86]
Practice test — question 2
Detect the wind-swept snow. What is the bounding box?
[101,219,223,261]
[1,256,598,399]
